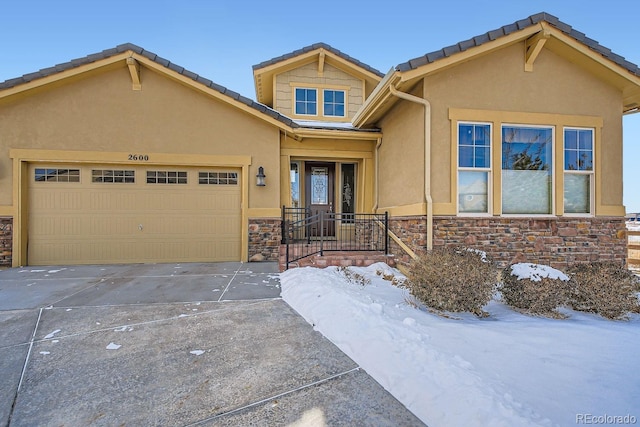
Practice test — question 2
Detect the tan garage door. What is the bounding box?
[27,164,241,265]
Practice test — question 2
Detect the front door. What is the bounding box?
[305,162,335,237]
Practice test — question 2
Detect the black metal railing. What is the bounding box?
[281,206,389,269]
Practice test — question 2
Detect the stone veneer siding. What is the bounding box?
[389,215,627,269]
[248,218,281,262]
[0,217,12,266]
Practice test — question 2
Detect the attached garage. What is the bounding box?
[27,163,241,265]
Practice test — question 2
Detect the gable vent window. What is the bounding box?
[35,168,80,182]
[146,171,187,184]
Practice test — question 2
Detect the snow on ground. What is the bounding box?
[281,264,640,427]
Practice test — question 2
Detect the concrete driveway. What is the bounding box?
[0,262,424,426]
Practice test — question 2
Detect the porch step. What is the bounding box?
[279,246,395,271]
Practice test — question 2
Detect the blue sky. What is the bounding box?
[1,0,639,211]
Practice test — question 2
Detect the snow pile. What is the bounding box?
[509,263,569,282]
[281,263,640,427]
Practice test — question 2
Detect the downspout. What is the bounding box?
[373,137,383,212]
[388,85,433,250]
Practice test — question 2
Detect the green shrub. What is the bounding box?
[406,247,496,316]
[567,262,640,319]
[500,264,572,318]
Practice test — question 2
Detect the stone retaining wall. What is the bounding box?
[390,215,627,269]
[0,217,12,266]
[248,218,281,262]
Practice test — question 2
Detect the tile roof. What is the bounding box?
[252,42,385,78]
[0,43,300,129]
[395,12,640,77]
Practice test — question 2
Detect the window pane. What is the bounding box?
[307,89,316,101]
[308,103,316,115]
[325,90,334,102]
[459,171,488,213]
[459,125,473,145]
[475,146,489,168]
[311,167,328,204]
[564,129,593,171]
[564,174,590,213]
[565,149,578,171]
[502,126,552,214]
[474,125,487,145]
[459,146,474,167]
[578,130,592,150]
[502,170,551,214]
[323,89,345,117]
[459,123,490,168]
[341,163,356,221]
[325,104,334,116]
[295,101,305,115]
[565,129,577,149]
[290,162,300,207]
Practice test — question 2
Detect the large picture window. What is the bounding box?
[564,128,593,214]
[502,126,553,214]
[458,123,491,213]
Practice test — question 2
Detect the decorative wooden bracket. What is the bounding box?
[126,57,141,90]
[318,50,325,76]
[525,29,550,72]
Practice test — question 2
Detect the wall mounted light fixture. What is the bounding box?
[256,166,266,186]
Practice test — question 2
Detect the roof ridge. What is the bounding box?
[395,11,640,77]
[0,43,299,129]
[252,42,385,77]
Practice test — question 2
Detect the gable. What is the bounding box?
[253,43,383,108]
[0,43,297,132]
[274,62,365,120]
[354,13,640,127]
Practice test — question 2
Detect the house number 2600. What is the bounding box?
[128,154,149,161]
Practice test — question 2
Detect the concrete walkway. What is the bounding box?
[0,262,424,426]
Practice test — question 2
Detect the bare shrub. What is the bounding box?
[500,264,571,318]
[337,266,370,286]
[567,263,640,319]
[406,247,496,316]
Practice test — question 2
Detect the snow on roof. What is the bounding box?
[292,119,376,131]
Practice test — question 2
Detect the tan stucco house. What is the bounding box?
[1,12,639,268]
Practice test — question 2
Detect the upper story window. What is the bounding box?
[323,89,345,117]
[295,88,317,116]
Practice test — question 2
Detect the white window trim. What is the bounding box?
[456,121,493,216]
[294,87,318,117]
[563,127,595,217]
[500,123,556,216]
[322,89,347,118]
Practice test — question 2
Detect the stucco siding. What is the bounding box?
[424,42,623,209]
[378,41,624,213]
[377,83,425,210]
[0,65,281,209]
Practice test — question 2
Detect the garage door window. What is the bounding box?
[198,172,238,185]
[147,171,187,184]
[35,168,80,182]
[92,169,135,183]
